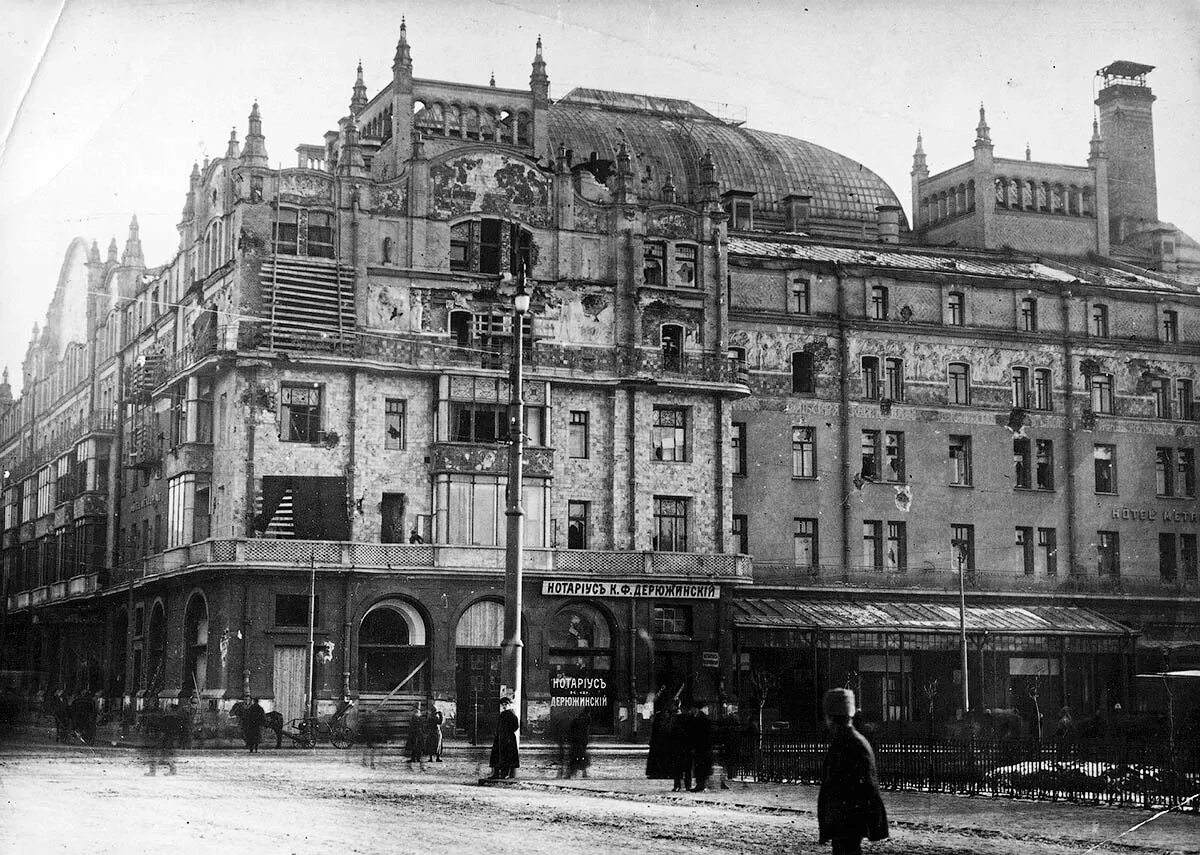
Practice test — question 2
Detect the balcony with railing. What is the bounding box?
[6,572,99,613]
[751,562,1200,596]
[101,538,752,584]
[4,411,117,482]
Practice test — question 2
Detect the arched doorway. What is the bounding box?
[547,603,615,735]
[146,602,167,698]
[454,599,503,742]
[183,593,208,698]
[358,599,430,698]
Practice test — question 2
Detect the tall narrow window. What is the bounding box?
[384,399,406,450]
[949,435,972,486]
[792,427,815,478]
[884,431,905,482]
[884,358,904,401]
[861,357,880,400]
[948,363,971,405]
[1035,439,1054,490]
[1162,309,1179,343]
[791,278,811,314]
[792,351,815,394]
[1012,367,1029,408]
[274,208,299,254]
[1182,534,1198,581]
[661,324,683,372]
[1175,379,1194,421]
[651,406,687,462]
[1013,438,1031,488]
[567,501,589,549]
[1156,447,1174,496]
[643,242,665,285]
[1160,533,1178,581]
[307,211,335,258]
[652,497,688,552]
[1038,528,1057,576]
[1020,297,1038,332]
[1094,444,1116,493]
[1179,448,1196,497]
[449,223,470,270]
[478,219,502,274]
[794,518,818,568]
[870,286,889,320]
[856,434,884,488]
[674,244,697,286]
[1097,531,1120,577]
[1152,378,1171,419]
[1091,304,1109,337]
[1033,369,1052,411]
[947,291,965,326]
[1016,526,1034,575]
[731,422,746,476]
[731,514,748,555]
[568,411,589,459]
[863,520,883,570]
[886,522,907,572]
[951,524,975,571]
[1091,374,1114,414]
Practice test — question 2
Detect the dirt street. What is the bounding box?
[1,746,1195,854]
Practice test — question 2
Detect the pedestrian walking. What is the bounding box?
[424,706,444,762]
[646,697,681,785]
[146,703,183,776]
[488,697,520,779]
[566,713,590,778]
[358,708,384,768]
[406,708,427,770]
[242,698,266,753]
[69,692,98,746]
[686,702,713,792]
[817,688,889,855]
[51,690,70,743]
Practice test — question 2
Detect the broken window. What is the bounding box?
[792,427,815,478]
[448,218,532,275]
[949,435,972,486]
[863,520,883,570]
[861,430,880,481]
[1097,531,1120,577]
[674,244,696,286]
[1093,444,1116,493]
[274,208,299,254]
[948,363,971,405]
[793,518,817,567]
[662,324,684,372]
[1013,437,1032,489]
[643,242,665,285]
[256,475,350,541]
[385,399,406,450]
[281,384,322,442]
[884,431,905,482]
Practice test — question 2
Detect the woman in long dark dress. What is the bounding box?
[489,697,520,779]
[817,689,889,855]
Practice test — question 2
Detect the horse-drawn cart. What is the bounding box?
[280,699,356,749]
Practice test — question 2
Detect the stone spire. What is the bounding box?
[910,131,928,177]
[0,367,12,408]
[241,102,269,168]
[699,149,719,203]
[121,215,144,267]
[393,17,412,74]
[974,103,992,147]
[662,173,677,204]
[555,142,569,175]
[181,162,199,223]
[225,127,241,159]
[489,71,496,88]
[339,115,367,177]
[107,237,119,263]
[614,141,636,204]
[350,60,368,115]
[530,35,548,102]
[88,240,101,264]
[1025,141,1031,161]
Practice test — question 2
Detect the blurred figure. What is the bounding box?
[672,702,695,793]
[406,707,427,770]
[358,707,384,769]
[817,689,888,855]
[242,698,266,753]
[70,692,98,746]
[566,714,590,779]
[424,705,444,762]
[146,703,183,776]
[51,690,70,743]
[686,702,713,792]
[646,696,681,786]
[488,697,520,779]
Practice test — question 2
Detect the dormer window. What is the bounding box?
[722,190,756,230]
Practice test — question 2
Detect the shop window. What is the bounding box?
[793,518,818,567]
[385,398,406,449]
[276,594,320,628]
[281,383,322,442]
[652,496,688,552]
[652,605,692,636]
[358,602,430,694]
[651,406,687,462]
[1094,444,1116,493]
[792,426,815,478]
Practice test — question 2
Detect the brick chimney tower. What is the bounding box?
[1095,61,1157,244]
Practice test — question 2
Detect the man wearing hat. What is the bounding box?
[489,697,520,779]
[817,688,889,854]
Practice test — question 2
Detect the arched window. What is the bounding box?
[547,604,615,733]
[183,592,208,696]
[358,600,429,694]
[967,179,976,210]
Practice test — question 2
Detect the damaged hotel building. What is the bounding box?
[2,31,1197,739]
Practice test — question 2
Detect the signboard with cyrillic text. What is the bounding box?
[541,580,719,599]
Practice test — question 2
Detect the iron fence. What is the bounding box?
[738,733,1200,812]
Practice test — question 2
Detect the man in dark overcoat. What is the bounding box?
[242,698,266,753]
[489,697,520,779]
[817,688,889,855]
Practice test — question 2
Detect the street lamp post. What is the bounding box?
[501,274,531,710]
